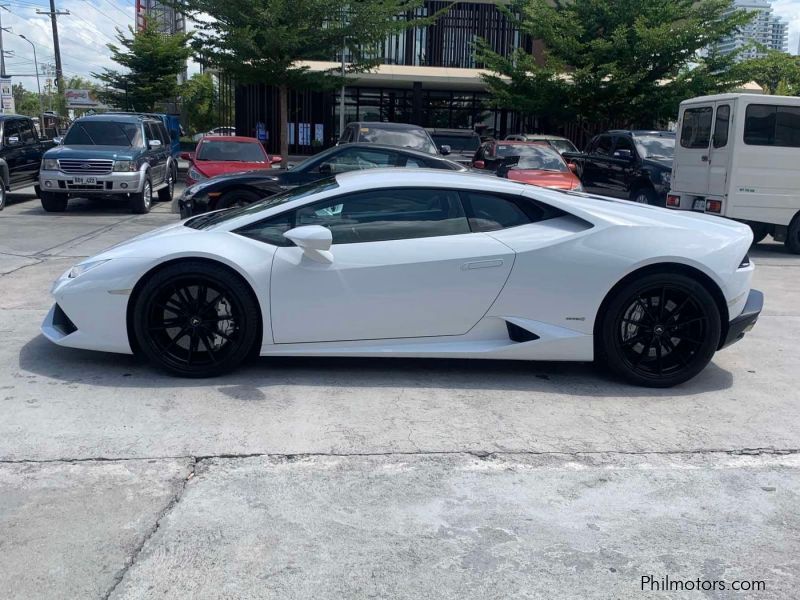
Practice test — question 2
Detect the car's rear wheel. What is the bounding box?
[0,183,6,211]
[132,261,260,377]
[157,165,176,203]
[216,189,261,210]
[748,222,770,245]
[40,191,68,212]
[631,187,657,206]
[599,273,721,387]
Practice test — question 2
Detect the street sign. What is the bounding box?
[65,88,105,109]
[0,76,15,114]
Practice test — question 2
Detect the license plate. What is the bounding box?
[73,176,96,185]
[693,199,705,211]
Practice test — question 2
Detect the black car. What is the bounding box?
[426,128,481,165]
[565,130,675,206]
[337,122,440,155]
[178,142,467,217]
[1,115,55,210]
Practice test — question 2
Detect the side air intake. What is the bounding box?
[506,321,540,343]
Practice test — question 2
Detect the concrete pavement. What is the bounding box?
[1,187,798,598]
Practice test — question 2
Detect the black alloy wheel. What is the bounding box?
[133,261,259,377]
[600,273,721,387]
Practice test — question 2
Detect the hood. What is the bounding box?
[192,161,274,178]
[642,156,673,170]
[44,145,141,161]
[507,169,580,190]
[199,169,283,185]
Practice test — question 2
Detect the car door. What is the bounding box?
[2,119,25,186]
[145,122,167,184]
[673,104,713,198]
[708,103,731,197]
[608,135,638,198]
[15,119,41,184]
[263,187,515,343]
[580,135,614,194]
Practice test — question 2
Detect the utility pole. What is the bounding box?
[37,0,69,114]
[0,4,9,78]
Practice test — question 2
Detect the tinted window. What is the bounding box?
[18,120,36,143]
[462,192,531,232]
[680,107,712,149]
[509,146,568,172]
[494,143,551,159]
[429,133,480,152]
[744,104,800,148]
[356,127,437,154]
[613,136,636,156]
[63,121,143,147]
[320,147,397,173]
[197,141,267,162]
[713,105,730,148]
[2,120,20,144]
[593,136,614,156]
[235,210,294,246]
[294,188,469,244]
[634,135,675,159]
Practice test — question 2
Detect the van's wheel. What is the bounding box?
[216,189,261,210]
[40,191,68,212]
[130,177,152,214]
[748,222,770,245]
[599,273,721,388]
[158,165,176,203]
[631,187,657,206]
[786,215,800,254]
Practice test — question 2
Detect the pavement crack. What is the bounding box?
[100,457,197,600]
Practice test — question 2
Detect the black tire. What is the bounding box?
[157,164,176,203]
[130,176,153,214]
[748,222,770,245]
[630,186,658,206]
[599,273,721,387]
[0,182,6,211]
[132,261,260,377]
[785,214,800,255]
[216,189,262,210]
[40,191,68,212]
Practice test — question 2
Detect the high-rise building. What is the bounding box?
[718,0,789,60]
[135,0,187,84]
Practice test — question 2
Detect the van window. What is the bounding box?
[680,107,712,149]
[744,104,800,148]
[712,105,730,148]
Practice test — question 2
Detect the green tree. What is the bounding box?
[93,23,191,112]
[479,0,755,130]
[181,72,220,134]
[12,83,41,117]
[737,49,800,96]
[175,0,434,163]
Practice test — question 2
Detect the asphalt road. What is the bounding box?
[1,185,798,599]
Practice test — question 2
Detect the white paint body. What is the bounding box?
[670,93,800,228]
[42,170,755,363]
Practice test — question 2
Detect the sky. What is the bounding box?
[2,0,800,93]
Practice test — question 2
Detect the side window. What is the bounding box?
[401,156,425,168]
[323,148,397,173]
[613,136,636,157]
[461,192,531,232]
[236,211,295,247]
[18,120,36,143]
[680,107,713,149]
[157,123,171,145]
[594,136,614,156]
[3,120,21,144]
[145,123,157,144]
[294,188,469,244]
[744,104,800,148]
[712,105,730,148]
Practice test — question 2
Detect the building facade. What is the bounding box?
[717,0,789,60]
[236,1,544,155]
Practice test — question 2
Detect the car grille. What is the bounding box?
[58,159,114,175]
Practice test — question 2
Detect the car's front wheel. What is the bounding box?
[132,261,260,377]
[599,273,721,387]
[0,183,6,211]
[40,191,68,212]
[130,177,152,214]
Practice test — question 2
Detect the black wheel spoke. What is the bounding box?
[187,331,199,365]
[199,291,224,314]
[162,327,190,352]
[632,335,655,368]
[199,330,217,362]
[673,317,707,329]
[203,325,235,343]
[621,317,651,330]
[656,341,663,375]
[658,287,666,320]
[666,297,692,323]
[663,338,688,367]
[622,333,650,347]
[635,298,656,323]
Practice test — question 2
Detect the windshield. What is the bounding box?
[63,121,143,147]
[358,128,437,154]
[197,141,267,162]
[509,146,568,172]
[185,178,340,229]
[548,139,578,154]
[495,143,550,159]
[430,133,480,152]
[635,136,675,159]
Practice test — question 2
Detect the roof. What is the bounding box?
[510,134,572,142]
[334,168,525,192]
[681,92,800,105]
[493,139,543,145]
[198,135,261,143]
[0,115,33,121]
[606,130,675,137]
[426,128,480,136]
[73,113,156,123]
[349,122,427,131]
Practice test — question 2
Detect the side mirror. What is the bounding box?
[613,149,633,160]
[567,162,578,173]
[270,156,283,165]
[283,225,333,263]
[473,160,485,169]
[148,139,163,149]
[439,144,451,156]
[52,137,63,145]
[318,162,333,174]
[7,136,20,145]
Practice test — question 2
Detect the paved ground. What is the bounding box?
[1,186,798,599]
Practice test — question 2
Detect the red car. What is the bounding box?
[182,136,282,186]
[496,144,583,191]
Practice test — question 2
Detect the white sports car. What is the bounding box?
[42,170,762,387]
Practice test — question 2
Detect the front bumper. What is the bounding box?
[39,169,145,195]
[720,289,763,349]
[178,190,212,218]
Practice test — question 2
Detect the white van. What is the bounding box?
[667,93,800,253]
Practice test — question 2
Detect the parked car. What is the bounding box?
[38,113,177,214]
[426,128,482,164]
[0,115,55,210]
[193,126,236,142]
[44,169,762,387]
[496,145,583,191]
[667,93,800,253]
[505,133,579,155]
[338,122,439,155]
[179,142,468,217]
[565,130,675,206]
[471,140,555,172]
[182,136,281,187]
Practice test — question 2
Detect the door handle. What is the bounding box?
[462,259,504,270]
[701,155,709,162]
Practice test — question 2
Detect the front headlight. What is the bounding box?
[113,160,135,172]
[42,158,58,170]
[661,171,671,185]
[187,166,207,182]
[572,182,584,192]
[68,259,110,279]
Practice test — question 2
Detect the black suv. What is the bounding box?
[568,130,675,206]
[38,113,176,213]
[338,122,440,155]
[0,115,55,211]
